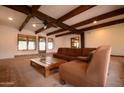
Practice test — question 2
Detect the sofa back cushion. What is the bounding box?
[67,48,82,56]
[58,48,63,54]
[82,48,96,56]
[87,45,111,86]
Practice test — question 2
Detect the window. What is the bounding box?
[28,36,36,50]
[38,36,46,52]
[18,34,36,50]
[48,38,54,49]
[71,37,80,48]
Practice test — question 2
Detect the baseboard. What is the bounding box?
[111,55,124,57]
[15,54,39,58]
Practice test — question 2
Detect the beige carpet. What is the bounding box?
[0,55,124,87]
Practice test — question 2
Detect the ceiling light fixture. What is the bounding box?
[32,24,36,27]
[93,21,97,24]
[8,17,13,21]
[43,25,47,29]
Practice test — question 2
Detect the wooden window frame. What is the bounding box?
[71,36,80,48]
[38,36,46,53]
[48,38,54,50]
[17,34,36,51]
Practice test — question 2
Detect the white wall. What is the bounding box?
[85,23,124,56]
[54,34,80,50]
[0,25,79,59]
[0,25,39,59]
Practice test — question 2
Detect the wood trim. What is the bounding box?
[47,7,124,36]
[77,18,124,33]
[111,55,124,57]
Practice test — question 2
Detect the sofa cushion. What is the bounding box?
[76,56,88,62]
[82,48,96,56]
[58,48,63,54]
[53,53,75,61]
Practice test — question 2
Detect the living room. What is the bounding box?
[0,5,124,88]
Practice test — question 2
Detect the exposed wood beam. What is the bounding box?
[55,32,72,37]
[80,32,85,48]
[19,5,41,31]
[72,7,124,28]
[19,15,32,31]
[47,29,66,36]
[4,5,31,15]
[56,18,124,37]
[34,11,78,34]
[35,5,95,34]
[57,5,95,22]
[48,7,124,36]
[31,5,41,15]
[77,18,124,33]
[4,5,63,33]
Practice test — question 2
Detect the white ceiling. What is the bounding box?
[0,5,124,35]
[38,5,79,19]
[0,6,27,29]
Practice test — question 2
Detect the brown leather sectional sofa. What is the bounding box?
[53,48,96,62]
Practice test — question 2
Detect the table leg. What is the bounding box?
[44,68,49,77]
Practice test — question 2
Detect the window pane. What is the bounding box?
[28,41,35,50]
[18,41,27,50]
[48,42,53,49]
[48,38,54,50]
[39,42,45,50]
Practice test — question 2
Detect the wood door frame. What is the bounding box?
[38,36,46,53]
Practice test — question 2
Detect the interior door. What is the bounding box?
[38,36,46,53]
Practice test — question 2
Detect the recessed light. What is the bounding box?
[8,17,13,21]
[93,21,97,24]
[32,24,36,27]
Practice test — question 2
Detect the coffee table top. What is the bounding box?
[30,56,66,67]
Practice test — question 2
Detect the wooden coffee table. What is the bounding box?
[30,56,66,77]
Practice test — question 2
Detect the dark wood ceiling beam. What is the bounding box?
[4,5,31,15]
[47,7,124,36]
[35,5,95,34]
[31,5,41,15]
[19,5,41,31]
[4,5,41,31]
[55,32,72,37]
[35,24,53,34]
[72,7,124,27]
[77,18,124,33]
[19,15,32,31]
[47,29,67,36]
[56,18,124,37]
[57,5,95,22]
[34,11,78,34]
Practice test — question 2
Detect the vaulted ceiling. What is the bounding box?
[0,5,124,37]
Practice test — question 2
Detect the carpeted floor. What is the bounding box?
[0,55,124,87]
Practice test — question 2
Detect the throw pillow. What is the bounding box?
[87,50,96,63]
